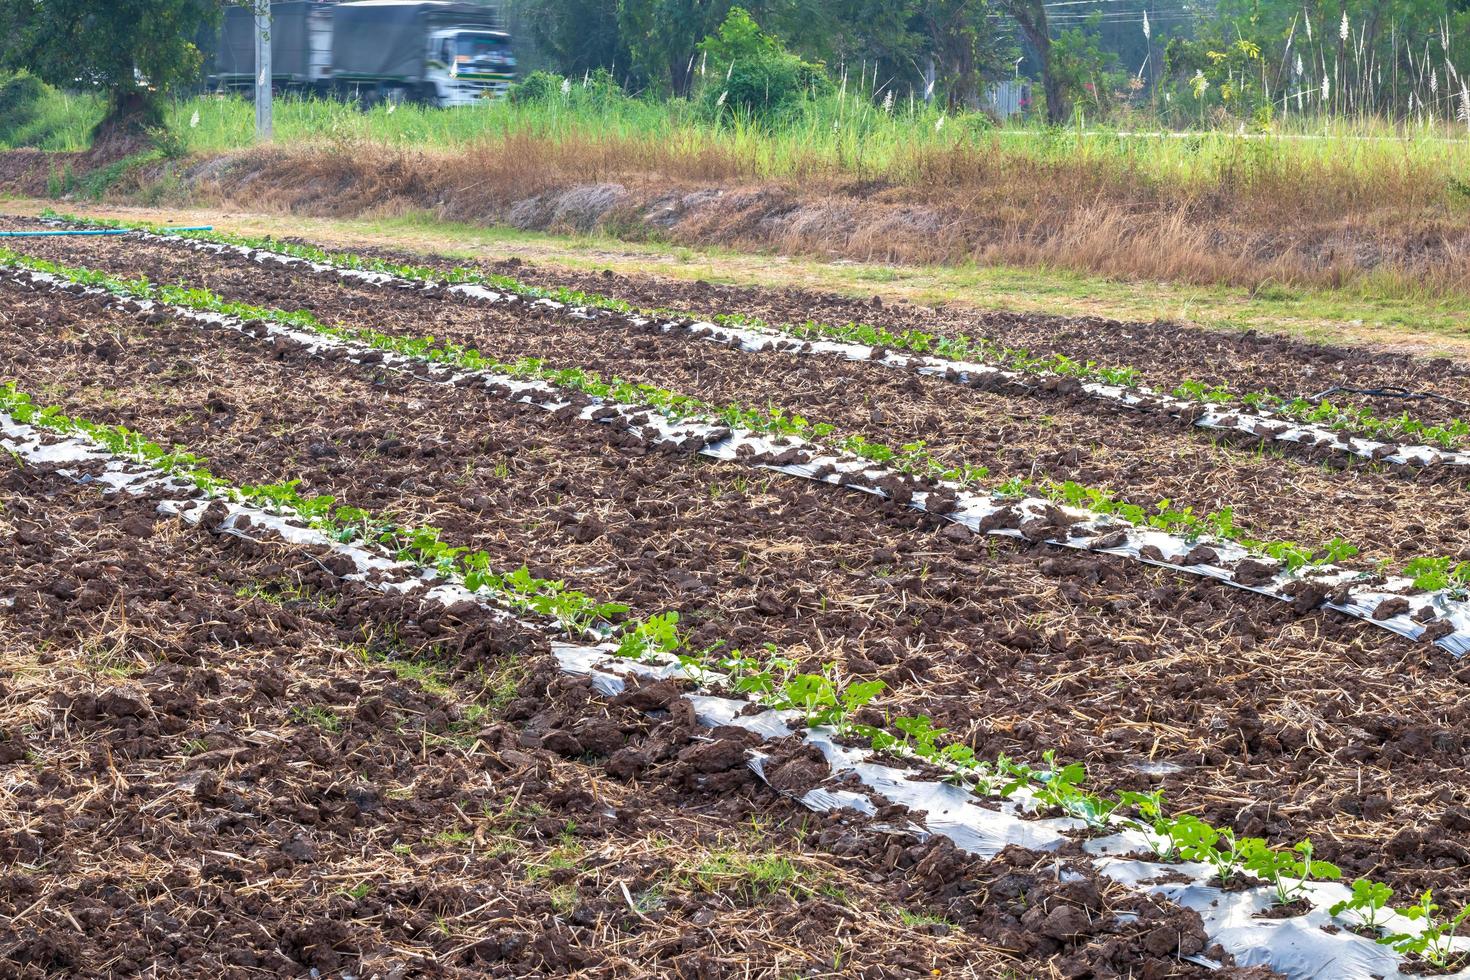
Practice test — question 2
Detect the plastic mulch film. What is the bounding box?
[129,226,1470,471]
[553,646,1470,980]
[5,408,1467,980]
[6,260,1467,658]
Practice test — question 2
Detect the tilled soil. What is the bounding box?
[2,278,1469,920]
[1,463,1064,978]
[6,232,1470,574]
[9,215,1470,420]
[241,230,1470,419]
[490,259,1470,420]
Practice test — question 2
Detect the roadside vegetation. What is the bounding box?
[1,3,1468,302]
[10,74,1466,198]
[7,72,1467,301]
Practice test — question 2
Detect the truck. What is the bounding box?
[211,1,515,107]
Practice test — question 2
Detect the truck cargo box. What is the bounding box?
[215,2,324,84]
[330,1,500,81]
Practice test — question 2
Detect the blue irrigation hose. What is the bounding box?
[0,226,213,238]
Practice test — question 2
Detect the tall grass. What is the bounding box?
[0,76,100,151]
[5,78,1467,298]
[6,80,1467,209]
[173,93,1470,196]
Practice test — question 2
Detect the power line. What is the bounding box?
[1047,12,1194,24]
[1044,0,1179,7]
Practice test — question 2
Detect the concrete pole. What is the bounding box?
[254,1,273,140]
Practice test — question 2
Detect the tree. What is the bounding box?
[1182,0,1470,123]
[697,7,831,122]
[612,0,846,96]
[919,0,1011,110]
[616,0,741,95]
[1049,19,1126,118]
[997,0,1066,123]
[509,0,628,81]
[0,0,230,139]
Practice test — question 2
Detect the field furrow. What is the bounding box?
[0,405,1370,975]
[0,457,1040,977]
[2,269,1469,920]
[371,244,1470,423]
[0,405,1429,978]
[55,214,1470,425]
[105,223,1470,469]
[7,226,1466,577]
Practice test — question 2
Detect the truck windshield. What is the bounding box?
[454,35,510,63]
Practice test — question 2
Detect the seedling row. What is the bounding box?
[3,252,1468,659]
[3,267,1458,842]
[12,218,1470,582]
[4,391,1467,978]
[56,212,1470,462]
[0,447,1023,976]
[3,223,1469,975]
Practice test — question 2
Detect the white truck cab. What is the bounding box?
[427,29,515,105]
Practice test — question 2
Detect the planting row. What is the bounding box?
[2,265,1469,925]
[47,213,1470,457]
[6,230,1470,590]
[284,221,1470,431]
[4,384,1468,977]
[0,464,1035,977]
[342,223,1470,433]
[4,251,1469,657]
[0,411,1237,977]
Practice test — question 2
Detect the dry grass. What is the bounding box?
[7,85,1468,296]
[149,132,1470,300]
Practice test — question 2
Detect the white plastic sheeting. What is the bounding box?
[554,644,1470,980]
[4,407,1466,980]
[129,226,1470,471]
[4,260,1467,659]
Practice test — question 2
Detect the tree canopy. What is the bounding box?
[0,0,231,133]
[0,0,1464,132]
[510,0,1470,126]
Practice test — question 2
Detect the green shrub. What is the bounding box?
[0,72,47,142]
[509,70,564,105]
[511,67,628,109]
[697,8,830,125]
[0,71,102,150]
[571,68,628,108]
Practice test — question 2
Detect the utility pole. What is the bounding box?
[254,0,273,140]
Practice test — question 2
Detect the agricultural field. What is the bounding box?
[2,211,1469,978]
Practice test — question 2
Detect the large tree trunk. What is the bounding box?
[90,88,162,159]
[923,6,979,112]
[941,35,980,110]
[670,56,691,98]
[1039,41,1065,123]
[1003,0,1066,124]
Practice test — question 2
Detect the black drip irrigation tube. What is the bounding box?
[1309,384,1470,412]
